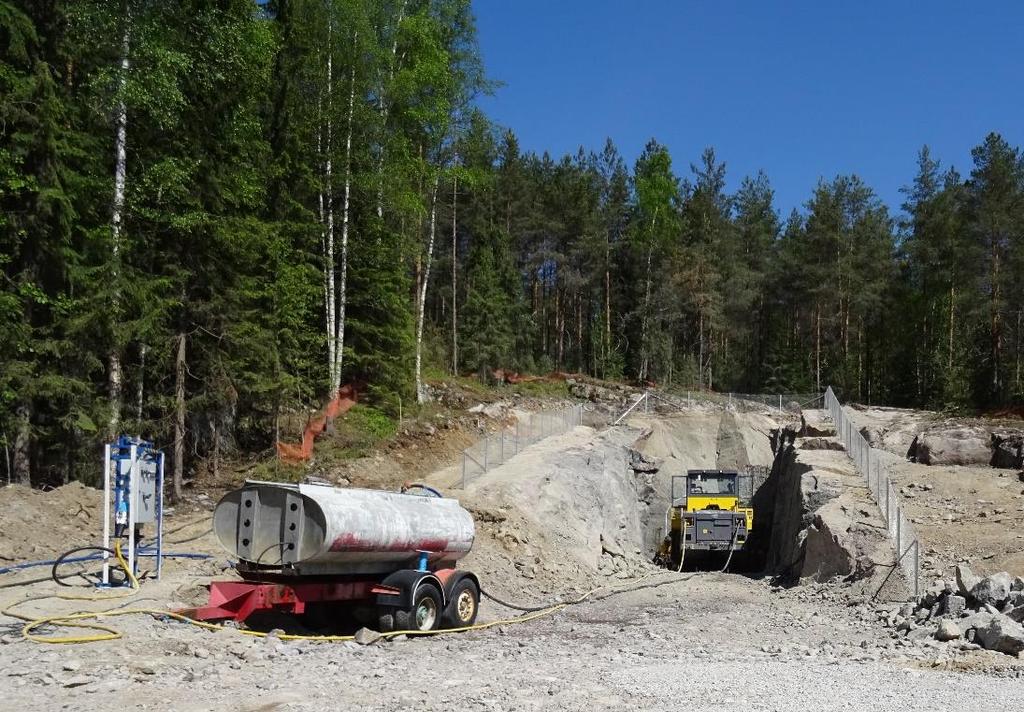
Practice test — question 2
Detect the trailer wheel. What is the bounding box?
[377,611,396,633]
[441,578,479,629]
[394,584,442,632]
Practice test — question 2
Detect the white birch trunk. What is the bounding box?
[173,332,186,502]
[415,176,440,403]
[323,11,337,392]
[108,10,131,437]
[135,343,146,432]
[450,172,458,375]
[376,1,407,220]
[333,37,357,394]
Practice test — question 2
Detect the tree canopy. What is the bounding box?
[3,1,1024,489]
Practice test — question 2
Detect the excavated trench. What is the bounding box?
[624,410,797,574]
[466,406,890,598]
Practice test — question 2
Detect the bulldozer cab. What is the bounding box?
[671,470,743,510]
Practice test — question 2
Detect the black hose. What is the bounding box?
[51,546,124,587]
[480,571,699,614]
[479,587,556,613]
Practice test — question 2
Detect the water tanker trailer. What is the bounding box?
[188,481,480,633]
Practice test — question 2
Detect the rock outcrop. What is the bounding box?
[908,426,992,466]
[761,424,891,588]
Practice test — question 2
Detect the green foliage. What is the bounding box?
[323,403,397,460]
[6,0,1024,490]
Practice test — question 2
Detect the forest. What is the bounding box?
[3,0,1024,490]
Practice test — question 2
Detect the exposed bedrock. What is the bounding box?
[755,424,894,589]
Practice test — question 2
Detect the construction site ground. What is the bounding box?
[845,406,1024,579]
[2,396,1023,711]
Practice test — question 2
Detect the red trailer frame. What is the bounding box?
[182,567,478,631]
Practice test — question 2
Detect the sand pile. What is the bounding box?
[0,481,102,563]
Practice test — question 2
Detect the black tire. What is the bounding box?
[377,610,396,633]
[441,578,479,629]
[395,584,442,632]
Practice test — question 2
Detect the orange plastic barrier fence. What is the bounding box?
[276,384,358,462]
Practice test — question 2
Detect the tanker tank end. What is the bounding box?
[213,480,476,577]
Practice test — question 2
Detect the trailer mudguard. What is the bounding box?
[374,569,446,609]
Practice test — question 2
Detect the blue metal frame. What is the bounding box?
[104,436,165,584]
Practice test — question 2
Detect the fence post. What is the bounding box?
[896,506,901,562]
[515,420,520,455]
[778,394,782,414]
[500,429,505,462]
[461,453,467,489]
[484,436,489,472]
[913,540,920,600]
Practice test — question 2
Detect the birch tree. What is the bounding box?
[107,1,131,436]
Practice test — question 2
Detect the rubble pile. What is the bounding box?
[889,565,1024,656]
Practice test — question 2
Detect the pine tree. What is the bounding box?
[631,140,680,384]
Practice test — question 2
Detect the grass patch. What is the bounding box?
[512,379,570,398]
[245,457,308,484]
[318,403,399,463]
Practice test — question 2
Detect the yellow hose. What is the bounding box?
[3,552,680,645]
[2,539,140,644]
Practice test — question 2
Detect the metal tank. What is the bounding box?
[214,481,475,576]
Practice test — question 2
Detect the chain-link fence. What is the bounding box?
[460,404,584,487]
[825,386,920,600]
[731,392,823,412]
[613,389,823,423]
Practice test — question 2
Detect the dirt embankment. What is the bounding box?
[0,482,102,563]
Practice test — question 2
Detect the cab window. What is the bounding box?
[687,474,736,495]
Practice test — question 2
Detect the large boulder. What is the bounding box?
[975,616,1024,656]
[942,594,967,618]
[800,510,857,581]
[935,619,961,641]
[956,564,980,598]
[990,431,1024,469]
[909,426,992,466]
[971,571,1013,607]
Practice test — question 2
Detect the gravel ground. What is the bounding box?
[3,407,1022,710]
[3,571,1021,711]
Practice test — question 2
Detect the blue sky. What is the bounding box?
[473,1,1024,217]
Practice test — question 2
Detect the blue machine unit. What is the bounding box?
[102,436,165,585]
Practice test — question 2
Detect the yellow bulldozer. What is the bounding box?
[660,469,756,570]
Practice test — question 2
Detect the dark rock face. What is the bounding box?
[990,431,1024,469]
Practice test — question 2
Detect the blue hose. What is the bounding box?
[0,551,211,576]
[402,483,443,498]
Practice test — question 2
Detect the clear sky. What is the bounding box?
[473,1,1024,217]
